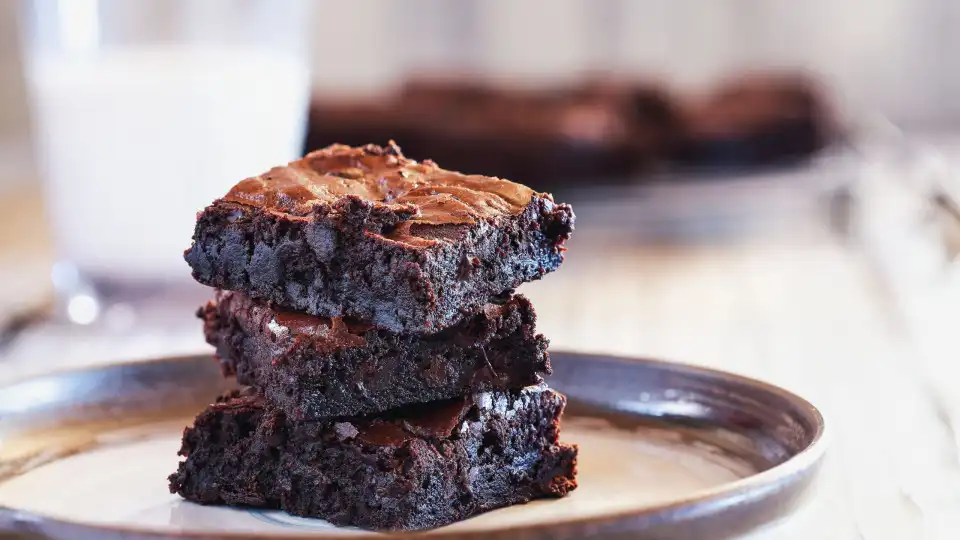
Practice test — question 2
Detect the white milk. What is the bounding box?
[26,46,309,283]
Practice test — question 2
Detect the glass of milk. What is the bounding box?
[19,0,310,324]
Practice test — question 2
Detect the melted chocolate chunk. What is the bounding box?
[357,421,413,446]
[400,396,472,438]
[271,310,368,350]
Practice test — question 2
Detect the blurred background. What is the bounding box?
[2,2,960,535]
[0,0,954,412]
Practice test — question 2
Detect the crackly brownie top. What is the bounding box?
[223,142,540,226]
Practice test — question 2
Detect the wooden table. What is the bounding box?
[0,179,955,539]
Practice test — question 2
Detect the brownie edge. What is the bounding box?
[169,387,578,531]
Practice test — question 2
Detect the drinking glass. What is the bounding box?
[18,0,311,324]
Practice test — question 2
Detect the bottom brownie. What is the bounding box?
[169,386,578,531]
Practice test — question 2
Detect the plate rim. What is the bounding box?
[0,351,828,540]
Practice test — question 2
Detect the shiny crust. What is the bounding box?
[224,141,540,246]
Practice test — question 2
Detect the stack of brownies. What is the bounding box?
[168,142,578,530]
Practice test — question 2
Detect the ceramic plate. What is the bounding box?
[0,352,826,539]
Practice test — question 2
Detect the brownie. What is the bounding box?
[676,73,835,168]
[200,289,550,418]
[185,142,574,334]
[302,82,668,188]
[565,79,682,164]
[406,91,641,185]
[168,386,578,531]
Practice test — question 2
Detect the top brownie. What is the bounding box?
[185,142,574,334]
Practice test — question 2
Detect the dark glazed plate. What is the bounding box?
[0,352,826,540]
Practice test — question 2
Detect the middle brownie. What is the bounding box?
[200,289,550,419]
